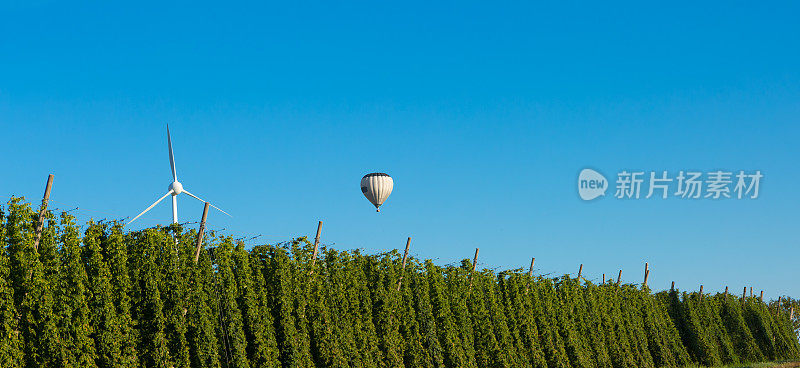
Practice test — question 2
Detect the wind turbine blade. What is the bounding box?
[127,190,174,225]
[167,125,177,181]
[182,190,233,217]
[208,203,232,217]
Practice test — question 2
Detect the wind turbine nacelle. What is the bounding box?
[169,181,183,195]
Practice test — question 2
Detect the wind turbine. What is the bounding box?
[127,125,231,226]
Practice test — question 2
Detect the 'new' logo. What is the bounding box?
[578,169,607,200]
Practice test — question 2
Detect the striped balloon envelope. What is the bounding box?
[360,173,393,212]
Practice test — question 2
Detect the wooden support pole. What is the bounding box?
[469,248,479,287]
[396,237,411,291]
[602,274,605,284]
[577,264,583,280]
[185,203,211,317]
[699,285,704,301]
[724,286,728,299]
[760,290,764,302]
[750,286,753,297]
[671,281,675,292]
[22,174,55,306]
[777,296,782,314]
[309,221,323,273]
[790,307,794,320]
[643,262,649,287]
[528,257,535,277]
[616,270,622,286]
[525,257,535,294]
[33,174,54,251]
[742,286,747,300]
[193,202,210,265]
[17,176,55,330]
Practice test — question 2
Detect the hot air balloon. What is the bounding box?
[361,173,393,212]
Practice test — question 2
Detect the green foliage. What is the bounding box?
[104,222,139,367]
[213,238,250,368]
[132,228,174,368]
[718,294,764,364]
[0,198,798,367]
[58,215,98,368]
[241,245,280,367]
[186,240,222,368]
[85,222,129,367]
[0,204,23,366]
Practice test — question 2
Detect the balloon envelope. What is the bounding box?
[361,173,393,211]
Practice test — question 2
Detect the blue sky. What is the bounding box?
[1,1,799,298]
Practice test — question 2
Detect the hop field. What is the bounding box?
[0,197,798,367]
